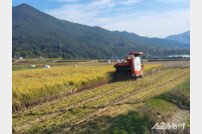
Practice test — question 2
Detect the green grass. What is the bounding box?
[104,112,150,134]
[12,67,43,71]
[144,99,177,112]
[156,78,190,109]
[140,77,190,133]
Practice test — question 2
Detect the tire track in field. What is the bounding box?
[112,68,189,105]
[43,68,163,112]
[77,68,183,110]
[13,80,138,132]
[49,69,188,133]
[12,81,132,127]
[59,69,170,111]
[68,72,189,133]
[13,67,162,116]
[51,70,171,125]
[13,69,170,133]
[13,68,189,134]
[115,71,189,108]
[57,69,171,115]
[55,69,189,132]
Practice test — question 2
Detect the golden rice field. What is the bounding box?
[12,64,162,112]
[12,67,189,134]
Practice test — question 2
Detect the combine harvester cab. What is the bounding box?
[114,52,144,78]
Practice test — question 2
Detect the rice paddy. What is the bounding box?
[12,64,162,112]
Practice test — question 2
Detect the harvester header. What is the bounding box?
[114,52,144,78]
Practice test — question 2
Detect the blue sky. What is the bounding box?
[13,0,190,38]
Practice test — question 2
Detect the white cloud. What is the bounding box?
[99,10,190,38]
[47,0,190,37]
[87,0,114,9]
[48,0,116,24]
[48,4,101,24]
[119,0,141,5]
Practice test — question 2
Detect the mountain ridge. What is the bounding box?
[12,3,190,58]
[165,31,190,44]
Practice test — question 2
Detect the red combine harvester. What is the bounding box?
[114,52,144,78]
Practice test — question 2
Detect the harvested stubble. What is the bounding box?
[12,64,162,112]
[12,68,189,134]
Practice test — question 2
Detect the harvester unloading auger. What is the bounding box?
[114,52,144,78]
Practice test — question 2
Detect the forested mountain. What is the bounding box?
[115,31,189,49]
[165,31,190,44]
[12,4,190,59]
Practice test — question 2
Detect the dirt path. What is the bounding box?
[12,68,190,134]
[145,60,190,68]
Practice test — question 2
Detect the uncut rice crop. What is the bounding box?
[12,64,162,111]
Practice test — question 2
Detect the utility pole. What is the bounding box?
[146,36,148,60]
[60,43,62,58]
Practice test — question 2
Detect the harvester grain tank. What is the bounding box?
[114,52,144,78]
